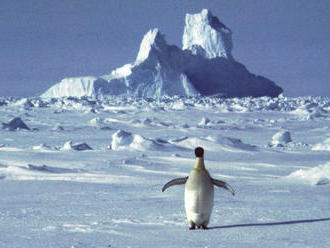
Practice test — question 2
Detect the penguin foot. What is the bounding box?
[189,223,196,230]
[201,224,208,230]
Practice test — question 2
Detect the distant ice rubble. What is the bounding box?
[3,97,49,109]
[291,104,328,120]
[31,141,93,152]
[197,117,230,129]
[110,131,257,153]
[109,129,258,153]
[32,131,261,153]
[3,95,328,114]
[41,9,282,99]
[89,117,112,130]
[198,117,212,127]
[0,96,329,132]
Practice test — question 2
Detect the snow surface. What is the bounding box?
[41,9,283,99]
[286,162,330,186]
[0,95,329,247]
[312,137,330,151]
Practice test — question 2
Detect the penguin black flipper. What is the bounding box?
[211,178,235,195]
[162,177,188,192]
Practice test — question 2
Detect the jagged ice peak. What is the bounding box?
[136,28,167,63]
[182,9,233,59]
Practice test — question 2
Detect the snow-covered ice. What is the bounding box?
[0,95,329,247]
[312,137,330,151]
[286,162,330,185]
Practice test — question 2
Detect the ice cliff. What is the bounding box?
[42,9,283,99]
[42,77,112,98]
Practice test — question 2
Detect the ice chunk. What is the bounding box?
[198,117,211,126]
[111,130,134,150]
[52,123,64,131]
[110,130,164,151]
[2,117,30,131]
[270,131,292,147]
[61,141,93,151]
[110,130,180,151]
[33,144,53,151]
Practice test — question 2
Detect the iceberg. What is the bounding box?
[42,9,283,99]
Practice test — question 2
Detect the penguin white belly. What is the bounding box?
[184,170,214,226]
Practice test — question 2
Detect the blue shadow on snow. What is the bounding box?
[209,218,330,229]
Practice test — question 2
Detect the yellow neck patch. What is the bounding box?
[194,157,205,170]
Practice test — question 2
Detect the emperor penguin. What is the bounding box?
[162,147,235,230]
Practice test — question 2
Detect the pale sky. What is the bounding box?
[1,0,329,97]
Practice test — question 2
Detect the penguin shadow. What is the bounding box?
[208,217,330,230]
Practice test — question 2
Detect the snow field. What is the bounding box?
[0,95,329,247]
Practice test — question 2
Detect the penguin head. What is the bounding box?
[195,147,204,158]
[194,147,205,170]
